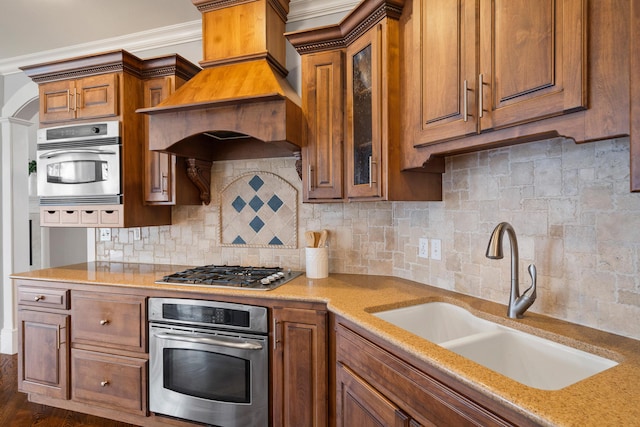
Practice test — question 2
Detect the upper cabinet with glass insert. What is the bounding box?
[287,0,443,202]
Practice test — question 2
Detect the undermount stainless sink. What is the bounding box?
[373,302,618,390]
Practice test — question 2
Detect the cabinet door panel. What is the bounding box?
[420,0,477,143]
[75,74,118,120]
[303,51,344,200]
[272,307,328,427]
[18,310,69,399]
[39,80,76,123]
[346,25,383,199]
[479,0,586,130]
[143,77,174,203]
[337,363,411,427]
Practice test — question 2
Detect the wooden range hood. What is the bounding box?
[138,0,303,163]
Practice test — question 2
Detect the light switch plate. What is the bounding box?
[431,239,442,260]
[418,238,428,258]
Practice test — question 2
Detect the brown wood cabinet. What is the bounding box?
[399,0,640,195]
[39,74,119,124]
[413,0,586,147]
[21,50,172,227]
[15,277,329,426]
[69,291,148,416]
[18,309,70,400]
[334,317,540,427]
[143,76,174,203]
[345,22,384,199]
[301,50,344,201]
[271,305,328,427]
[141,55,203,205]
[17,283,71,400]
[287,0,443,202]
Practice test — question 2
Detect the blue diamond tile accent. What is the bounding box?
[268,195,284,212]
[249,175,264,191]
[249,195,264,212]
[249,216,265,232]
[232,196,246,213]
[269,236,284,245]
[221,172,297,248]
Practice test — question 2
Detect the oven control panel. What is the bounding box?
[162,304,250,328]
[148,298,268,333]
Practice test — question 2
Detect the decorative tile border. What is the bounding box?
[219,172,298,248]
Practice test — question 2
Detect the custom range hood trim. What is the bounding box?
[138,0,304,165]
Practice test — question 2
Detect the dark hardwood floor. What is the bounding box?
[0,353,138,427]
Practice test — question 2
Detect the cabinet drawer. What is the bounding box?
[80,209,99,224]
[41,209,60,225]
[71,349,146,415]
[18,286,69,309]
[71,292,146,352]
[100,208,121,225]
[60,210,79,224]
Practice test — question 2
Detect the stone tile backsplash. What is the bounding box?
[96,137,640,340]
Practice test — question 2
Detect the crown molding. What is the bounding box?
[0,20,202,76]
[1,1,359,75]
[288,0,360,22]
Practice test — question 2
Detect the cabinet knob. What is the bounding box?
[100,381,109,387]
[99,319,109,325]
[34,295,44,302]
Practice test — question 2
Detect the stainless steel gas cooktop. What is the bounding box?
[156,265,302,290]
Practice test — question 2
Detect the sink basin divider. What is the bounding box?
[440,329,505,349]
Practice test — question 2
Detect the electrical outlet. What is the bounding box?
[418,238,429,258]
[431,239,442,260]
[99,228,111,242]
[133,227,141,241]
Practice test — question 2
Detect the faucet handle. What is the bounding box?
[523,264,537,299]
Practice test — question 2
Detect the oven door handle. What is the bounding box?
[153,332,263,350]
[39,149,117,159]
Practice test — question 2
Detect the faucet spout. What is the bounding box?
[486,222,537,319]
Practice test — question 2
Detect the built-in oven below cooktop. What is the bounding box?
[156,265,303,290]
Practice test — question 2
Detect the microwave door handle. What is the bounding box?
[153,332,263,351]
[39,149,117,159]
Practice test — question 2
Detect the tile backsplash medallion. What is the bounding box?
[97,137,640,340]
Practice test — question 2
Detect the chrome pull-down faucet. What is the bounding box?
[486,222,537,319]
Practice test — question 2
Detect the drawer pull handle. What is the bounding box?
[34,295,45,302]
[100,381,109,387]
[99,319,109,325]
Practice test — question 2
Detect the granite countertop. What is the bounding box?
[11,262,640,426]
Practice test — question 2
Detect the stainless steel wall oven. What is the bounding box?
[36,121,121,205]
[148,298,269,426]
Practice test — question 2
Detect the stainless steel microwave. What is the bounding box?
[36,121,122,205]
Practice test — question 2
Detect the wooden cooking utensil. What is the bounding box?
[305,231,317,247]
[317,229,328,247]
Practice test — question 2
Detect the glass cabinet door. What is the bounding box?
[346,24,382,199]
